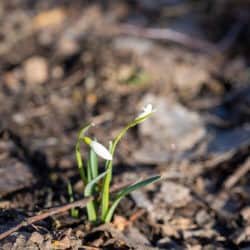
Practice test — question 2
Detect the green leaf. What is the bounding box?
[75,123,97,221]
[89,146,98,179]
[86,157,95,221]
[104,175,161,223]
[85,171,108,197]
[67,181,79,218]
[87,159,92,182]
[86,149,99,222]
[75,123,93,185]
[85,171,107,222]
[75,148,85,183]
[100,141,113,220]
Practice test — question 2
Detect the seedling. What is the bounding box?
[74,104,160,223]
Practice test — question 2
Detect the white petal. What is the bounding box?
[90,141,112,160]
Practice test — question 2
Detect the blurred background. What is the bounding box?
[1,0,250,248]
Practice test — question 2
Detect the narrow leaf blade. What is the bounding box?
[118,175,160,197]
[84,171,108,197]
[104,175,161,223]
[101,141,113,220]
[75,123,93,184]
[85,170,107,222]
[90,147,98,179]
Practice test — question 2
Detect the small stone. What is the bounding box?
[2,243,13,250]
[241,207,250,223]
[158,181,191,208]
[126,226,150,245]
[51,66,64,79]
[161,224,178,237]
[171,217,194,230]
[13,234,27,249]
[234,226,250,245]
[37,30,54,47]
[191,246,202,250]
[76,230,84,238]
[117,65,134,83]
[174,63,209,98]
[157,237,183,250]
[57,37,79,57]
[130,190,154,212]
[42,239,52,250]
[0,200,11,208]
[203,244,219,250]
[52,236,71,249]
[3,70,22,92]
[112,215,128,231]
[195,210,212,227]
[12,113,26,124]
[24,56,48,85]
[29,232,44,245]
[33,8,66,30]
[183,229,216,240]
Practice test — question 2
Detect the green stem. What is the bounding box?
[75,141,86,185]
[101,125,131,221]
[86,157,97,222]
[100,167,112,221]
[75,123,93,186]
[86,202,97,222]
[100,113,154,222]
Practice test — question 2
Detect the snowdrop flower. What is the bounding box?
[83,137,112,161]
[91,141,112,161]
[136,104,156,120]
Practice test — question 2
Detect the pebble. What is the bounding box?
[29,232,44,245]
[24,56,48,86]
[57,37,79,57]
[195,210,212,227]
[158,181,191,208]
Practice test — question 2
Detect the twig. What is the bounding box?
[129,209,145,223]
[0,197,92,241]
[217,20,246,52]
[116,17,245,54]
[51,70,86,91]
[117,24,218,54]
[223,158,250,189]
[80,245,101,250]
[203,158,250,218]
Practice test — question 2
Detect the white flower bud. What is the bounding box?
[90,141,112,161]
[136,104,156,120]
